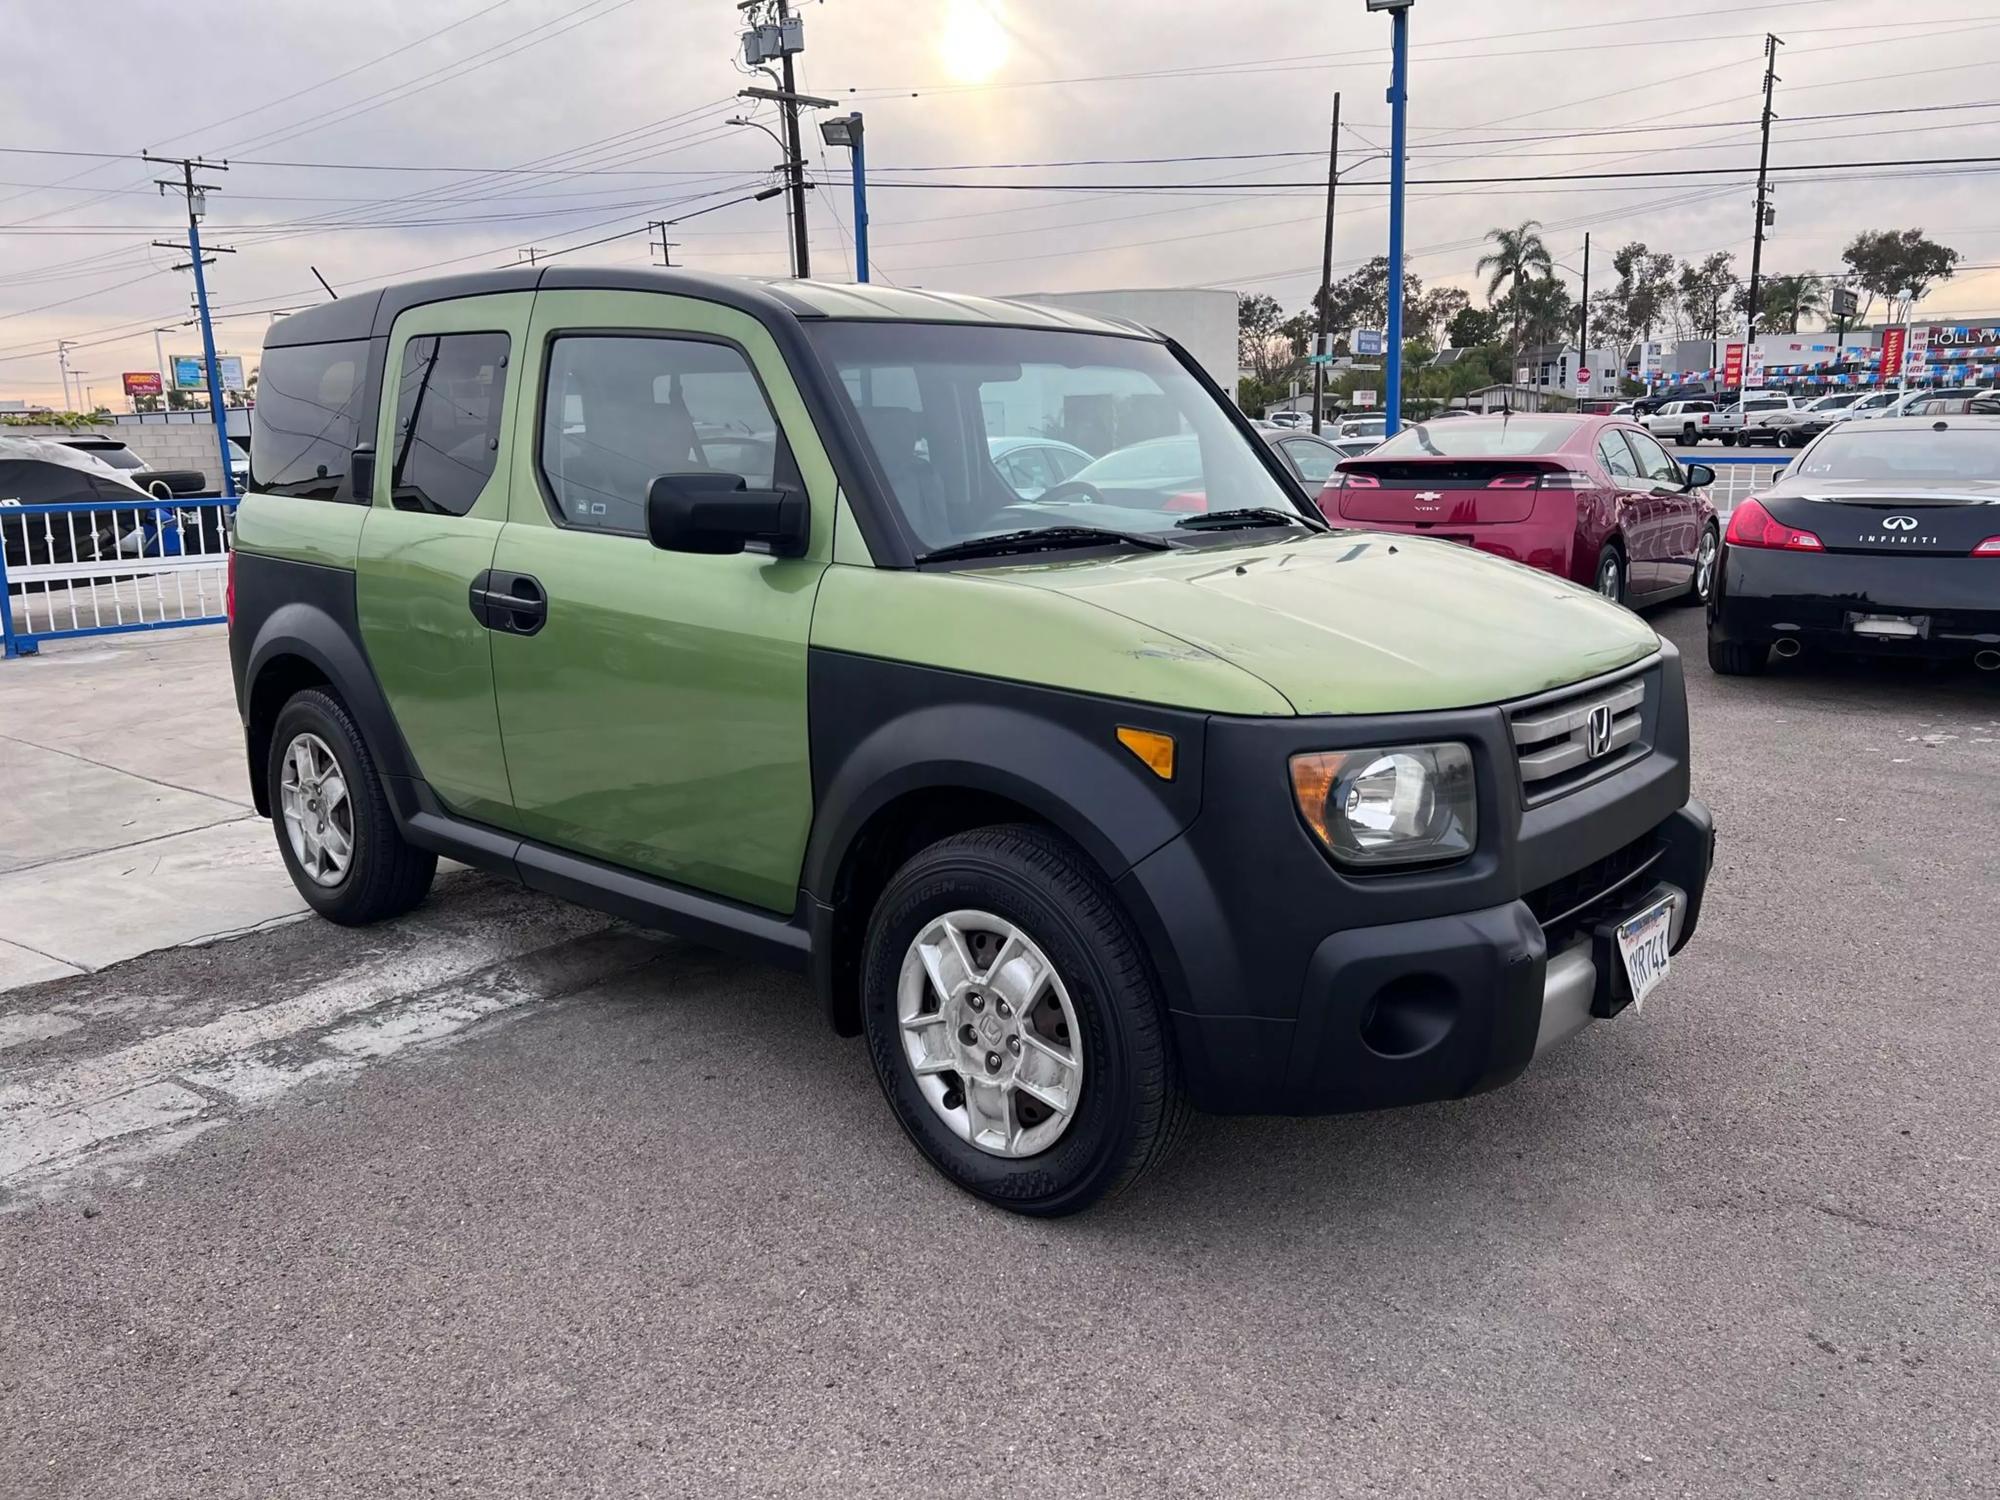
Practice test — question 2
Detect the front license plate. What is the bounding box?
[1615,897,1674,1010]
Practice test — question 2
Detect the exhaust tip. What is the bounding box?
[1773,637,1803,659]
[1976,650,2000,672]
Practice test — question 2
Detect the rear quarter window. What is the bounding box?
[251,339,370,500]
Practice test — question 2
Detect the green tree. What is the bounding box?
[1757,274,1827,334]
[1476,220,1553,356]
[1446,304,1498,348]
[1409,285,1470,347]
[1237,293,1294,386]
[1675,251,1738,340]
[1499,274,1575,354]
[1608,242,1677,340]
[1841,228,1960,323]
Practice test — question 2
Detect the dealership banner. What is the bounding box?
[1878,326,1906,384]
[1721,342,1746,388]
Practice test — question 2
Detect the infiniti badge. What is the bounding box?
[1882,515,1919,531]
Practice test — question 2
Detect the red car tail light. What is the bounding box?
[1974,535,2000,556]
[1486,474,1536,489]
[1725,497,1823,551]
[1535,471,1595,491]
[1164,491,1207,514]
[1330,470,1380,489]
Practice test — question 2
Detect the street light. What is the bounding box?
[818,112,869,283]
[728,115,800,275]
[1366,0,1413,436]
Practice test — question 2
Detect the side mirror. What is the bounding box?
[1682,462,1716,490]
[350,444,375,504]
[646,472,808,557]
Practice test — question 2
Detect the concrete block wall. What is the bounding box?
[4,423,224,489]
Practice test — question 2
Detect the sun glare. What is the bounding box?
[937,0,1009,85]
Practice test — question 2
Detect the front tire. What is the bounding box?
[859,824,1187,1217]
[1594,544,1628,607]
[268,689,437,924]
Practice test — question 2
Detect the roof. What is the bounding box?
[1847,414,2000,433]
[265,267,1152,350]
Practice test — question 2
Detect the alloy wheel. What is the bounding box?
[896,909,1084,1159]
[1597,552,1624,602]
[1695,528,1719,601]
[278,731,354,887]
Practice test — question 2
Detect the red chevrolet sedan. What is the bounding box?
[1320,413,1721,608]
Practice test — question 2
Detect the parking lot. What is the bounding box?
[2,609,1994,1497]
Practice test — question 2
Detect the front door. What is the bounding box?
[354,292,534,824]
[485,291,836,914]
[1622,427,1693,597]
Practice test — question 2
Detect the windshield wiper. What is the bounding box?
[918,525,1173,563]
[1173,506,1311,531]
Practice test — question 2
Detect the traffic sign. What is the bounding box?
[1351,388,1378,408]
[1351,328,1386,357]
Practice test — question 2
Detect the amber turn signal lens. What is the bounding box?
[1116,726,1176,781]
[1289,751,1343,847]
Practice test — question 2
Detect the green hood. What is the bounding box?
[1000,530,1659,715]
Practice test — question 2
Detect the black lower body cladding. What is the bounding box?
[810,641,1713,1120]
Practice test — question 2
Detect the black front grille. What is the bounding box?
[1525,833,1664,952]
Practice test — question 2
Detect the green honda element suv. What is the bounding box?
[230,268,1714,1216]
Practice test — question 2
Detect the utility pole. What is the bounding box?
[146,153,236,499]
[1744,33,1783,337]
[152,328,172,398]
[518,247,544,267]
[1578,232,1591,359]
[1311,92,1341,436]
[774,0,810,278]
[56,339,76,412]
[648,221,680,267]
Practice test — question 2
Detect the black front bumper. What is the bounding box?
[1710,545,2000,659]
[1113,644,1716,1116]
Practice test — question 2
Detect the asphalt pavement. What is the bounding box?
[2,609,1995,1498]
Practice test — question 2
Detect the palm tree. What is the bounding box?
[1476,221,1554,361]
[1759,274,1827,333]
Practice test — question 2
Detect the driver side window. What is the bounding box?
[539,334,782,536]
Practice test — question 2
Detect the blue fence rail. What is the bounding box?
[2,495,234,659]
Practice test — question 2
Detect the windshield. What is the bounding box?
[806,321,1302,551]
[1367,416,1576,458]
[1796,426,2000,483]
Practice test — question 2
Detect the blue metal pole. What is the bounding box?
[850,118,870,284]
[187,214,237,499]
[1384,4,1410,438]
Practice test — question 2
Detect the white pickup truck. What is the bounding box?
[1641,398,1718,445]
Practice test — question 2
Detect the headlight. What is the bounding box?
[1290,742,1477,868]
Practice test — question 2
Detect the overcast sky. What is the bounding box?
[4,0,2000,405]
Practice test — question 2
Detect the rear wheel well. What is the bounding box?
[822,788,1064,1036]
[246,654,333,815]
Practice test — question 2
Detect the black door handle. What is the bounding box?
[468,570,548,636]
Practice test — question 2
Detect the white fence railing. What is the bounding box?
[2,497,233,658]
[1700,456,1790,517]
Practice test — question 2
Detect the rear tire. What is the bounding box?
[1720,433,1739,447]
[859,824,1188,1217]
[1680,424,1699,445]
[1708,637,1769,675]
[1594,544,1628,607]
[267,689,437,925]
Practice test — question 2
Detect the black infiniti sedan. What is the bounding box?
[1707,415,2000,674]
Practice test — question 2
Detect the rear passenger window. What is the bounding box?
[540,335,783,536]
[251,339,368,500]
[389,332,509,516]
